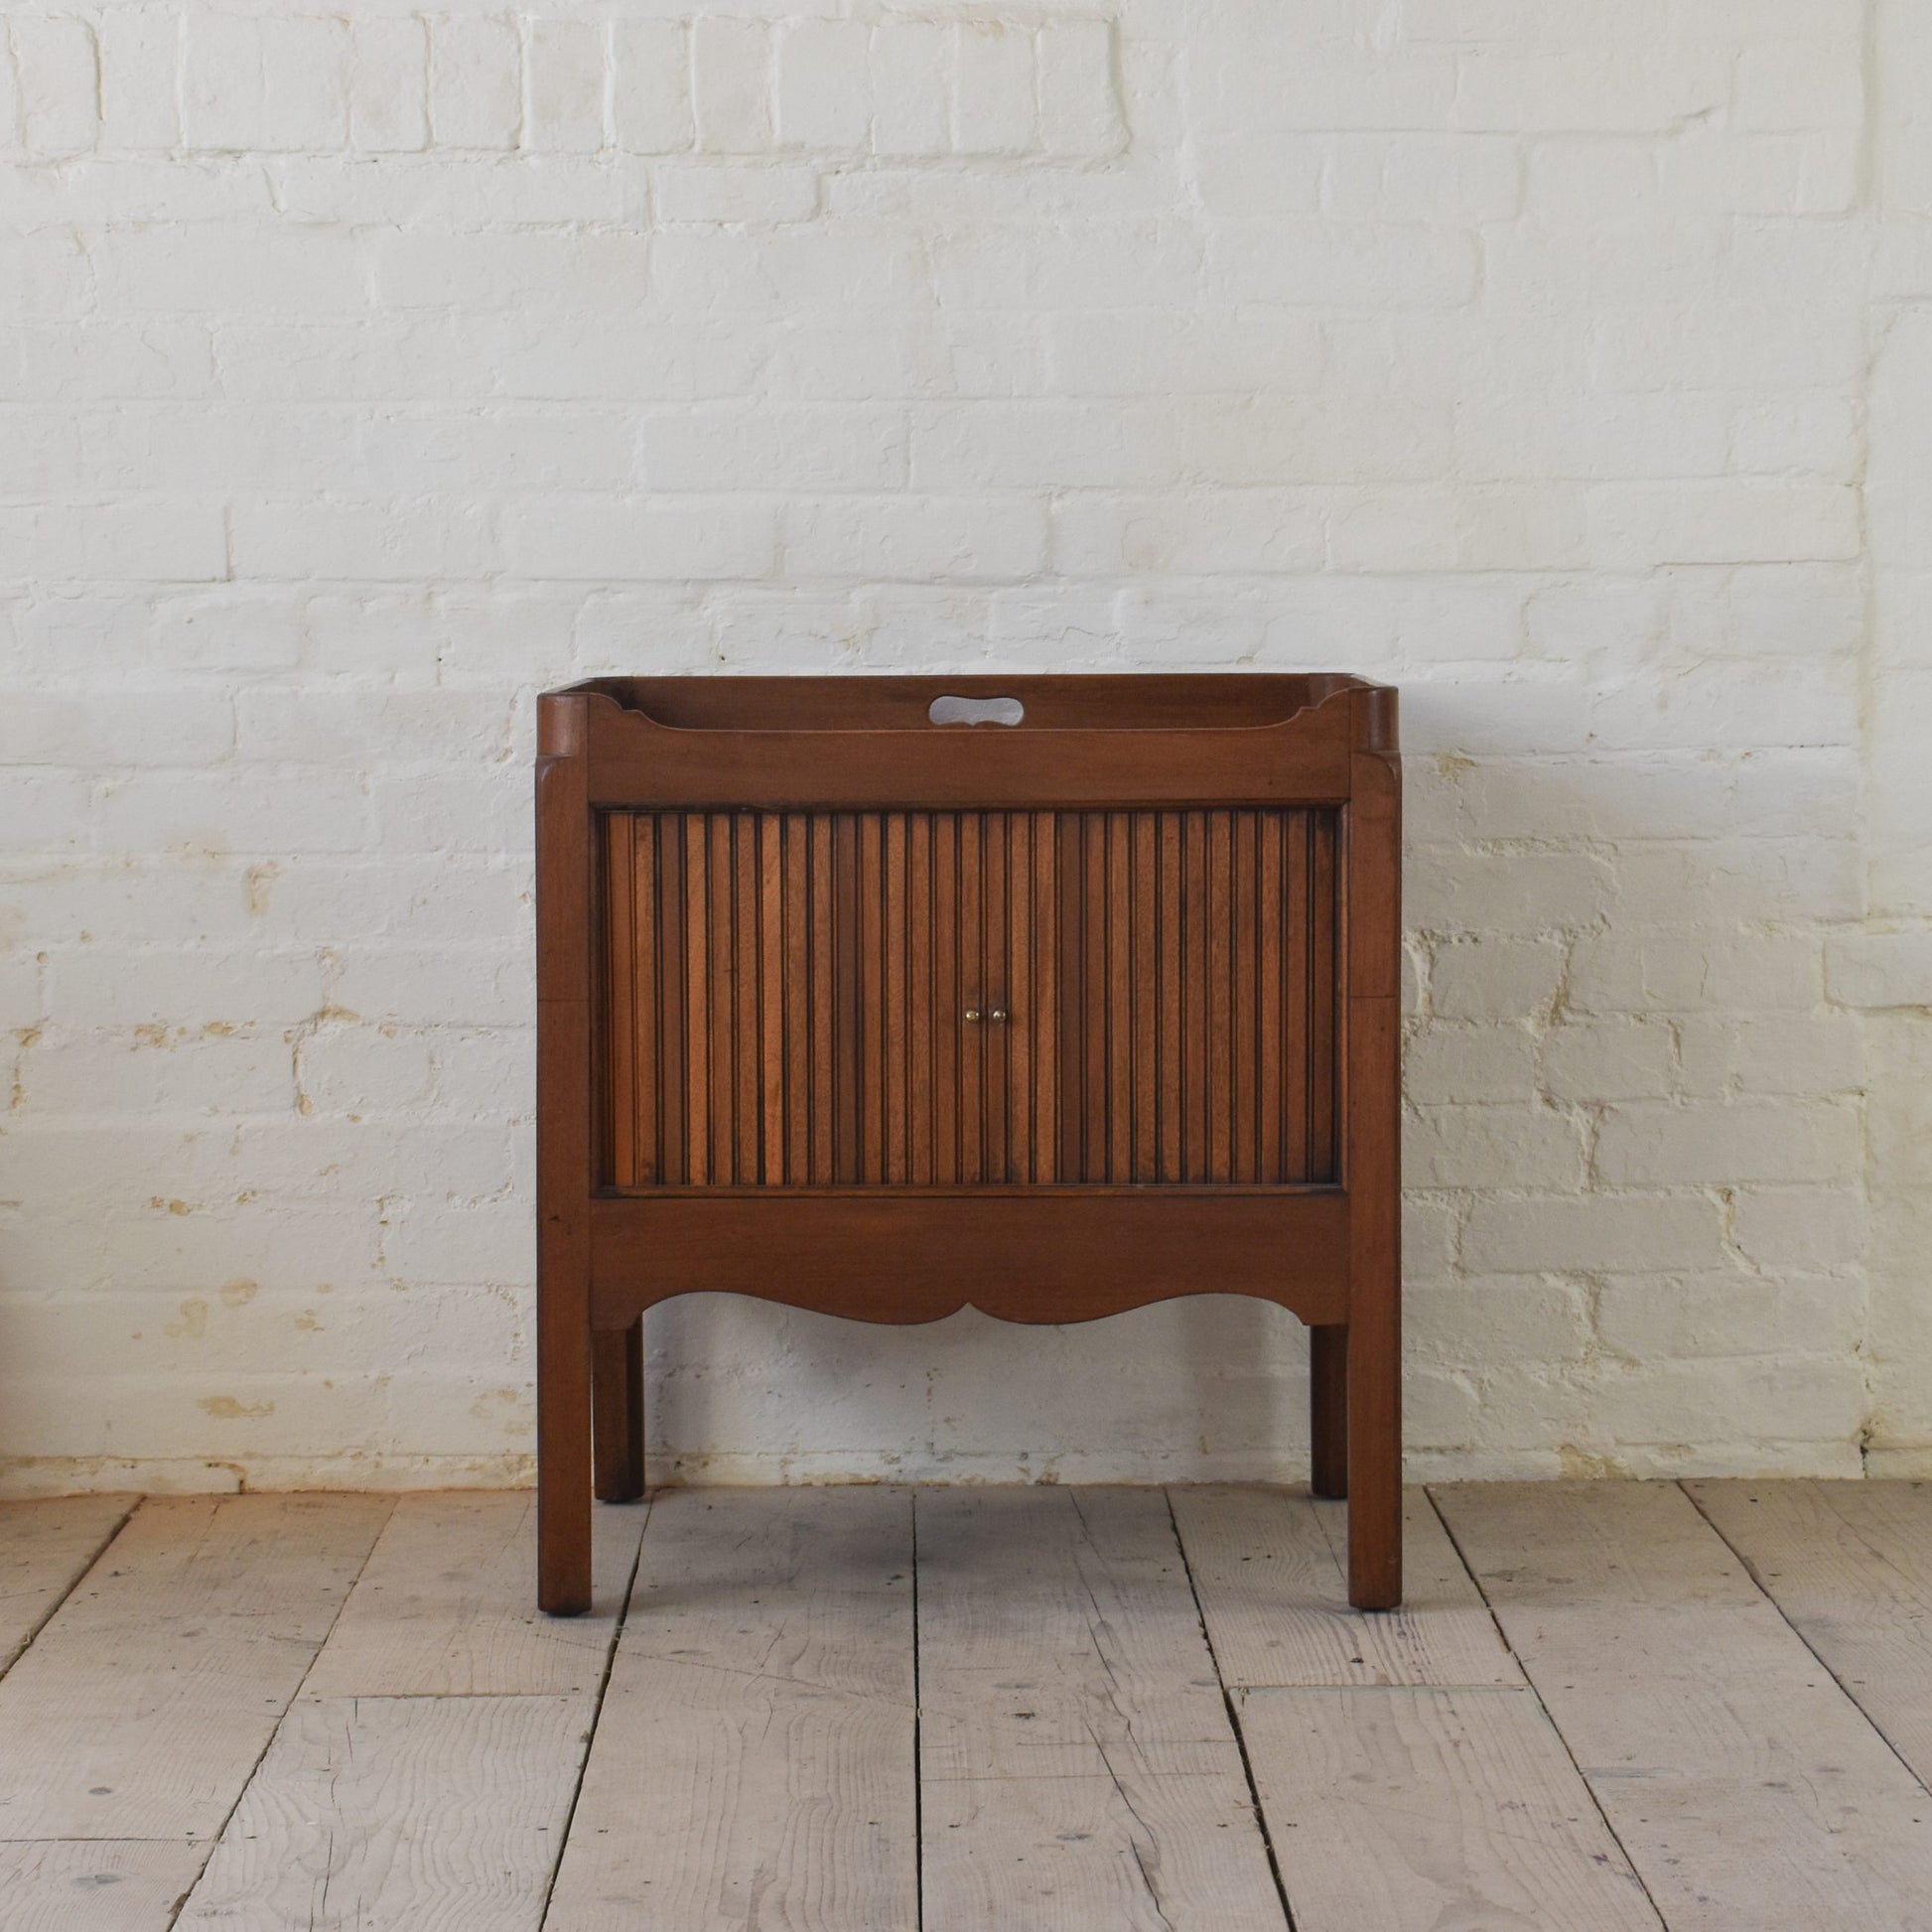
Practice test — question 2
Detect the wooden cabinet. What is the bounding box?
[537,675,1401,1614]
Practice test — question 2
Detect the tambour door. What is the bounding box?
[600,805,1339,1190]
[601,810,1057,1187]
[1051,809,1339,1185]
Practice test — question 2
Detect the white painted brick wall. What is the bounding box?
[0,0,1920,1494]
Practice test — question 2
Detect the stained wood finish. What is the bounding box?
[604,805,1339,1190]
[538,676,1403,1614]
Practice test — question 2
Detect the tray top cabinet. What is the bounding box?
[535,673,1403,1614]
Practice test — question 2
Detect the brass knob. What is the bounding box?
[965,1008,981,1022]
[990,1008,1008,1021]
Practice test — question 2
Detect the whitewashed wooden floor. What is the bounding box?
[2,1483,1931,1929]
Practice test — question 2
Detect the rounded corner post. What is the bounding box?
[536,734,596,1616]
[1344,705,1403,1611]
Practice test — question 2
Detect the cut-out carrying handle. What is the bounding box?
[928,695,1025,728]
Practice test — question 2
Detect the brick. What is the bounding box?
[1595,1275,1863,1361]
[351,17,429,154]
[785,496,1046,582]
[1405,1023,1538,1104]
[1595,1100,1862,1185]
[1462,1193,1727,1275]
[1829,930,1932,1011]
[613,20,691,154]
[1406,1104,1587,1189]
[229,499,495,581]
[1678,1014,1863,1097]
[655,161,817,225]
[1730,1186,1866,1272]
[1541,1020,1675,1102]
[693,17,770,152]
[952,23,1033,157]
[14,14,98,155]
[0,503,226,584]
[47,947,324,1029]
[92,770,373,853]
[1037,21,1121,157]
[776,20,868,151]
[0,687,231,760]
[870,21,948,158]
[1430,938,1566,1021]
[1409,1281,1592,1367]
[525,17,605,154]
[428,15,521,150]
[1570,931,1821,1016]
[498,495,776,580]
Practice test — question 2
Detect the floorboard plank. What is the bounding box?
[1170,1485,1515,1687]
[176,1695,589,1931]
[1437,1480,1932,1932]
[1241,1687,1662,1932]
[918,1486,1287,1932]
[0,1496,139,1678]
[0,1494,391,1841]
[302,1492,645,1699]
[1688,1479,1932,1788]
[0,1839,208,1931]
[544,1486,916,1931]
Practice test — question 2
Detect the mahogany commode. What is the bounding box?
[535,674,1403,1611]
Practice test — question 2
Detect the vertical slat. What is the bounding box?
[605,814,637,1189]
[734,815,760,1184]
[632,817,660,1188]
[1158,812,1182,1183]
[783,813,810,1186]
[658,817,688,1186]
[682,816,711,1185]
[934,813,959,1185]
[810,814,836,1186]
[1311,812,1339,1181]
[1232,809,1259,1184]
[884,814,909,1184]
[1258,811,1285,1185]
[1056,813,1084,1183]
[1031,813,1057,1185]
[833,812,861,1184]
[982,812,1009,1184]
[759,814,785,1184]
[1082,813,1108,1181]
[908,813,934,1187]
[1105,812,1131,1183]
[859,814,886,1184]
[1206,809,1233,1183]
[959,813,984,1183]
[1182,809,1208,1182]
[1007,814,1033,1184]
[1284,812,1310,1183]
[709,814,737,1184]
[1131,811,1157,1183]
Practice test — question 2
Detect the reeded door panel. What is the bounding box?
[601,806,1338,1189]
